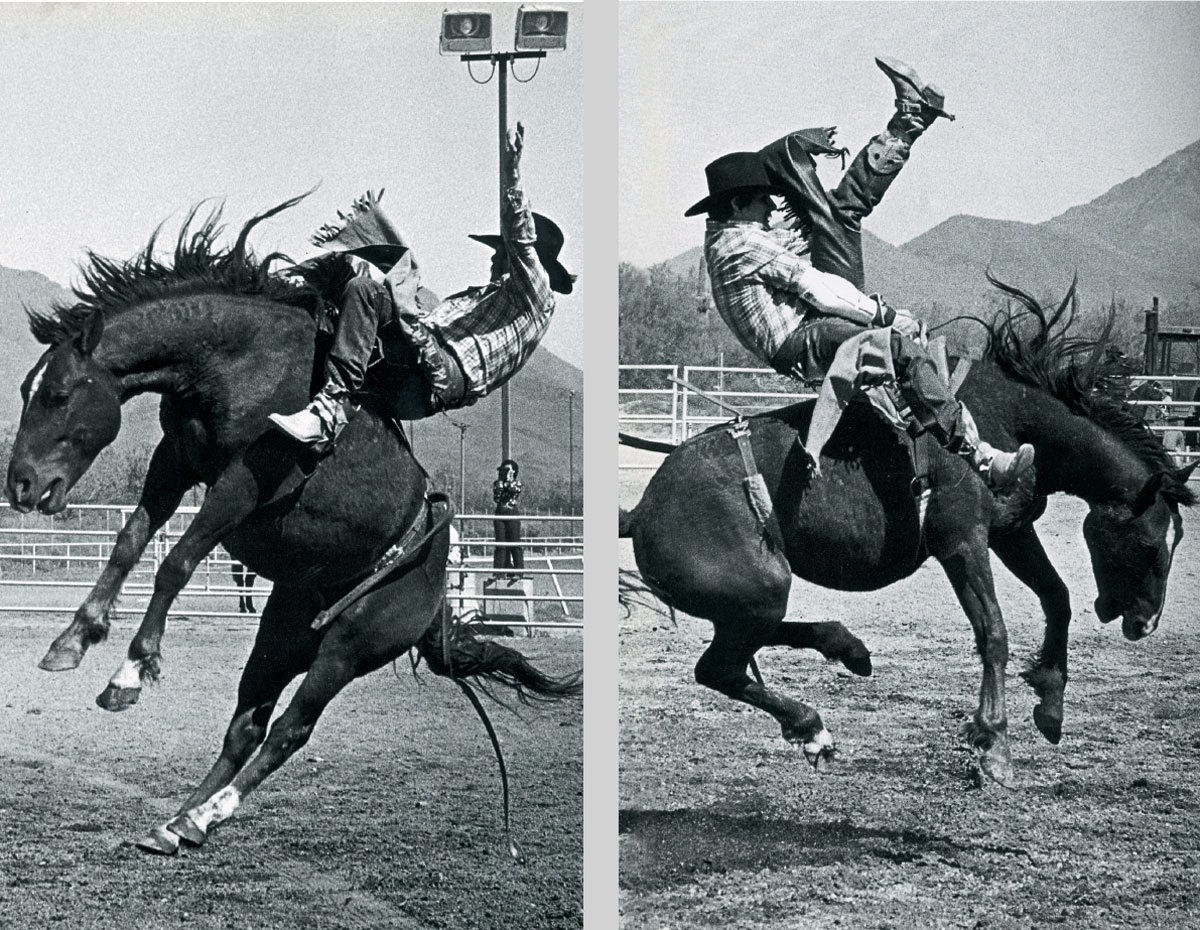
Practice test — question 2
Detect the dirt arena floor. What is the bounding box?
[620,462,1200,930]
[0,615,582,930]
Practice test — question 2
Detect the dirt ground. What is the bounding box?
[619,478,1200,930]
[0,615,582,930]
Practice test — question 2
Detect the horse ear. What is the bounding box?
[1132,471,1166,518]
[73,312,104,356]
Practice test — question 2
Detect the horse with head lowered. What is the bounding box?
[620,278,1194,787]
[5,196,580,853]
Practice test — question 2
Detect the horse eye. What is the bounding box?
[46,391,70,408]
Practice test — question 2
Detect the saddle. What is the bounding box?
[801,327,972,495]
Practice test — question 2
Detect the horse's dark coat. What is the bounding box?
[622,279,1195,785]
[5,197,579,852]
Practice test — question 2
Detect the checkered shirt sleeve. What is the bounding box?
[704,221,878,366]
[426,186,554,402]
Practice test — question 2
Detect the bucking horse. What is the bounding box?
[620,278,1195,787]
[4,195,581,854]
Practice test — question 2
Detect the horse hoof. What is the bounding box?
[95,685,140,712]
[1032,705,1063,745]
[166,814,206,847]
[39,644,84,672]
[841,650,872,677]
[801,729,836,770]
[136,825,180,856]
[979,747,1017,789]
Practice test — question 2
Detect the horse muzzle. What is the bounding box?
[5,464,67,515]
[1121,611,1160,642]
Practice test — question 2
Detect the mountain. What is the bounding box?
[0,265,582,512]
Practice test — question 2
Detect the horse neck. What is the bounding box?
[980,367,1150,504]
[94,297,306,405]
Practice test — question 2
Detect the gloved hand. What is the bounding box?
[891,307,921,338]
[869,294,896,327]
[870,294,920,339]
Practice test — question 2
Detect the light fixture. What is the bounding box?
[514,5,568,51]
[440,10,493,55]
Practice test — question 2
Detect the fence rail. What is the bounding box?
[0,506,583,631]
[619,364,1200,469]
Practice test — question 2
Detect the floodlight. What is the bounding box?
[514,5,568,51]
[441,10,493,55]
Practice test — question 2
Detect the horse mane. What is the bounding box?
[28,193,321,346]
[981,273,1195,505]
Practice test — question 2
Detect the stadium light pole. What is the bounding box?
[452,421,471,512]
[441,6,569,463]
[567,389,575,513]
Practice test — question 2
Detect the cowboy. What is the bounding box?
[687,57,1033,489]
[269,121,575,449]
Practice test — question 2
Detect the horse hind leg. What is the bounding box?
[146,560,444,851]
[695,623,835,769]
[137,586,321,855]
[765,620,873,676]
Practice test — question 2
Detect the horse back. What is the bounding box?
[632,401,932,609]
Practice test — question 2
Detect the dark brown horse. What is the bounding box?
[5,197,580,853]
[620,279,1195,787]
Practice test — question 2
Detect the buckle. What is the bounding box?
[895,99,922,115]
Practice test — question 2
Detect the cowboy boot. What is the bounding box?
[268,386,354,453]
[955,404,1035,491]
[875,56,955,143]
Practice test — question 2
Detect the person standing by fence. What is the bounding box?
[492,459,524,578]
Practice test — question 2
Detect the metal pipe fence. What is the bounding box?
[619,364,1200,470]
[0,506,583,631]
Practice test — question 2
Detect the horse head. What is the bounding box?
[6,311,121,515]
[1083,461,1198,641]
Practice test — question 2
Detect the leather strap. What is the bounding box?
[311,489,455,631]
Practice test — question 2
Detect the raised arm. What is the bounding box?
[500,122,553,309]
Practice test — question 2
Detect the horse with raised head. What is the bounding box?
[5,197,580,853]
[620,278,1195,787]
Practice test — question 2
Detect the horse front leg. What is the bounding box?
[937,546,1015,787]
[696,622,836,768]
[97,461,258,711]
[40,441,191,672]
[990,527,1072,744]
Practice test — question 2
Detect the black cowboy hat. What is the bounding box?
[684,151,786,218]
[468,213,575,295]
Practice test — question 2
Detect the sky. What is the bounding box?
[0,2,585,367]
[620,1,1200,267]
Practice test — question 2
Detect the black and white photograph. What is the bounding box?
[619,3,1200,927]
[0,4,584,928]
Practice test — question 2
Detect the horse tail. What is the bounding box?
[618,506,637,538]
[418,615,582,704]
[619,431,678,454]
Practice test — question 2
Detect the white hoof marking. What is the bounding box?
[109,657,142,690]
[190,785,241,832]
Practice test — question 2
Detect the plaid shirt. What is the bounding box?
[704,220,878,369]
[423,186,553,402]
